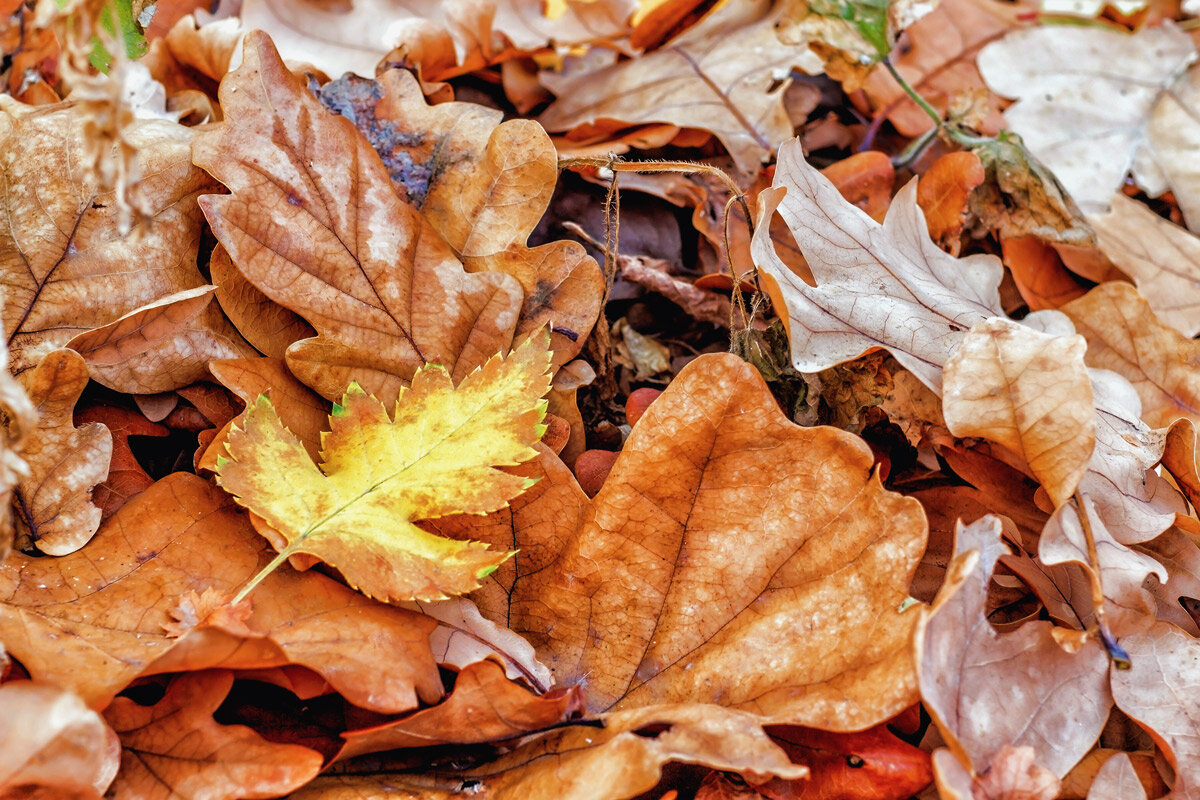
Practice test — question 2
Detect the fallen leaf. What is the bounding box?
[919,516,1112,778]
[0,682,120,800]
[216,333,552,603]
[0,96,219,380]
[860,0,1017,136]
[817,151,895,222]
[64,285,217,367]
[917,150,985,253]
[754,137,1004,394]
[314,70,604,371]
[973,745,1061,800]
[293,704,808,800]
[977,24,1198,219]
[336,659,584,760]
[14,349,112,555]
[242,0,637,81]
[1088,195,1200,337]
[434,353,927,728]
[1110,623,1200,798]
[0,473,444,712]
[619,255,732,328]
[73,404,168,519]
[754,723,933,800]
[1060,282,1200,428]
[1084,752,1149,800]
[103,670,322,800]
[942,316,1093,507]
[1000,237,1088,311]
[193,32,525,403]
[0,332,32,562]
[1138,526,1200,636]
[208,358,328,461]
[538,0,822,172]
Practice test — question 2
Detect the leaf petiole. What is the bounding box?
[231,545,299,605]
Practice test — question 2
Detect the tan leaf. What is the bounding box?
[1061,282,1200,428]
[942,317,1093,507]
[539,0,822,172]
[433,353,926,728]
[14,349,112,555]
[208,358,327,461]
[0,329,32,562]
[977,24,1198,219]
[73,404,167,519]
[1110,623,1200,798]
[754,137,1004,394]
[919,516,1112,778]
[860,0,1017,136]
[0,682,120,800]
[193,32,524,403]
[336,659,585,760]
[0,97,218,380]
[314,70,603,370]
[1089,196,1200,337]
[973,745,1062,800]
[103,670,322,800]
[292,704,806,800]
[0,473,443,712]
[209,244,314,359]
[1085,753,1148,800]
[241,0,637,80]
[1137,526,1200,636]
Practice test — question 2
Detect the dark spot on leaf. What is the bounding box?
[287,193,302,206]
[632,722,673,738]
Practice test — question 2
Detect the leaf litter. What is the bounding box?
[3,1,1200,799]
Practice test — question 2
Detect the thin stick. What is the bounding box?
[1073,491,1132,670]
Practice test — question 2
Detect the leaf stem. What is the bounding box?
[882,58,998,150]
[231,545,298,605]
[1073,492,1132,670]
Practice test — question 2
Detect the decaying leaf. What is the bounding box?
[978,24,1199,220]
[754,137,1004,393]
[942,317,1094,507]
[919,516,1112,779]
[293,704,808,800]
[0,473,444,712]
[1110,624,1200,798]
[193,32,525,403]
[0,96,220,381]
[14,349,112,555]
[0,682,120,800]
[73,404,167,519]
[1061,282,1200,428]
[434,353,927,728]
[1089,195,1200,338]
[539,0,822,172]
[216,333,552,603]
[103,670,323,800]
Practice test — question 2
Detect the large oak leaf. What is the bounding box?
[0,96,221,382]
[433,353,927,729]
[0,473,443,712]
[193,32,524,403]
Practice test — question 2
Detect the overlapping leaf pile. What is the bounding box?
[4,0,1200,798]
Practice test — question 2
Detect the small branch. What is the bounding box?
[1073,492,1132,670]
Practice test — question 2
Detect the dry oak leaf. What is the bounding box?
[291,703,807,800]
[14,349,112,556]
[0,328,32,563]
[859,0,1017,137]
[1089,195,1200,338]
[241,0,637,81]
[1110,624,1200,799]
[336,659,585,761]
[1061,281,1200,429]
[934,745,1061,800]
[0,682,120,800]
[103,670,322,800]
[193,32,524,404]
[433,353,927,729]
[216,333,552,603]
[0,473,443,712]
[919,516,1112,779]
[0,96,220,381]
[73,404,168,520]
[978,24,1198,221]
[538,0,824,173]
[314,70,603,370]
[753,137,1004,394]
[942,316,1094,508]
[1084,753,1149,800]
[1138,526,1200,637]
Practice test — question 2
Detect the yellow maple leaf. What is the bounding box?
[216,332,552,604]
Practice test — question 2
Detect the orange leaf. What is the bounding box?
[73,404,168,519]
[103,670,322,800]
[918,151,985,252]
